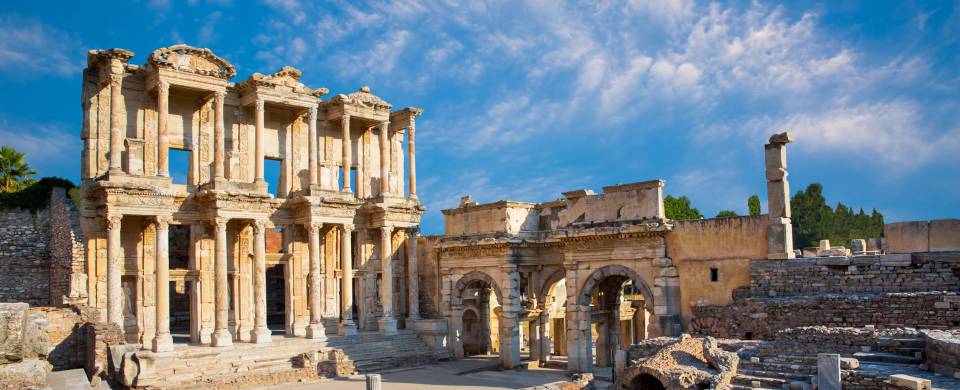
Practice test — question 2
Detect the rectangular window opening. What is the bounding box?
[169,148,191,185]
[264,158,282,197]
[709,268,719,282]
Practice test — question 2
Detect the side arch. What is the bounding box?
[452,270,503,305]
[577,264,654,309]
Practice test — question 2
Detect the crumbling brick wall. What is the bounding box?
[48,188,87,307]
[0,208,51,306]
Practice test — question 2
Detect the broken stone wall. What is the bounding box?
[923,330,960,379]
[0,208,51,306]
[667,215,768,326]
[48,188,87,307]
[885,219,960,253]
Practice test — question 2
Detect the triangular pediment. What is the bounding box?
[148,45,236,80]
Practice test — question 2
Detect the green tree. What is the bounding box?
[790,183,884,248]
[664,195,703,220]
[747,194,761,216]
[716,210,738,218]
[0,146,36,192]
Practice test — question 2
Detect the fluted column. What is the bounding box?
[250,221,271,343]
[108,74,124,173]
[408,121,417,198]
[341,114,352,192]
[211,218,233,346]
[308,106,319,190]
[255,99,265,184]
[157,81,170,177]
[306,223,326,339]
[339,224,358,335]
[153,216,173,352]
[106,215,123,327]
[213,91,226,180]
[379,121,390,196]
[378,226,397,334]
[406,228,420,320]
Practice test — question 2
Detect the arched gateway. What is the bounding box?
[448,271,521,368]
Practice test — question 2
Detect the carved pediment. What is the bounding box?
[333,86,393,110]
[87,48,134,67]
[148,45,236,79]
[238,66,328,96]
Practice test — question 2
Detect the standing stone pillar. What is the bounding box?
[339,224,358,335]
[450,303,465,359]
[153,216,173,352]
[108,74,124,173]
[378,226,397,334]
[766,132,796,259]
[251,221,271,343]
[306,223,326,339]
[652,256,681,337]
[156,81,170,177]
[406,228,420,320]
[407,119,417,198]
[499,266,522,369]
[211,218,233,346]
[378,121,390,196]
[308,105,319,190]
[254,99,265,185]
[106,215,123,327]
[540,310,552,362]
[530,318,542,363]
[213,91,226,180]
[341,115,352,192]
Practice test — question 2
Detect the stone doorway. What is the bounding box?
[461,308,485,355]
[266,263,286,333]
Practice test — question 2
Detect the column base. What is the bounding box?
[305,323,327,340]
[338,320,358,336]
[378,318,397,335]
[250,327,272,344]
[211,329,234,347]
[152,333,174,352]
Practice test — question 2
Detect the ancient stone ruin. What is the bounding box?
[0,45,958,390]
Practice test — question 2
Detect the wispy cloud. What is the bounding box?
[0,118,77,178]
[0,16,83,77]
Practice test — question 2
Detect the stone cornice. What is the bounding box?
[330,86,393,111]
[147,45,236,80]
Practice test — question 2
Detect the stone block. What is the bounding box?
[851,239,867,254]
[929,219,960,252]
[880,253,912,266]
[888,374,931,390]
[0,302,29,363]
[817,353,841,390]
[0,357,51,384]
[884,221,930,253]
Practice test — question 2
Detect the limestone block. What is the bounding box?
[889,374,932,390]
[879,253,912,267]
[0,302,29,363]
[0,358,51,384]
[850,239,867,254]
[817,354,841,390]
[929,219,960,252]
[884,221,930,253]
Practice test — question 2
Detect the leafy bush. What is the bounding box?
[0,177,76,211]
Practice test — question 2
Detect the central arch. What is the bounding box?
[450,271,514,367]
[569,264,657,374]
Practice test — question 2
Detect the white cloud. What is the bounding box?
[0,16,83,77]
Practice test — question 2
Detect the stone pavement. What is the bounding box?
[253,356,571,390]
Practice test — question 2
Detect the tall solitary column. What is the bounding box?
[308,106,319,190]
[378,226,397,334]
[108,74,124,173]
[406,228,420,320]
[153,216,173,352]
[378,121,390,196]
[255,99,265,185]
[339,224,358,335]
[213,91,226,180]
[407,120,417,198]
[306,223,326,339]
[211,218,233,346]
[765,131,796,259]
[106,215,123,327]
[341,115,352,192]
[157,81,170,177]
[250,221,271,343]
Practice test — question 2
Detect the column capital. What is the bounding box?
[255,98,265,111]
[106,215,122,229]
[341,223,355,232]
[155,215,171,228]
[214,218,229,229]
[213,90,226,100]
[309,104,318,117]
[157,80,170,93]
[308,222,322,234]
[381,120,391,130]
[108,73,123,86]
[381,225,393,234]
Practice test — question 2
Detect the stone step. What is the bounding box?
[853,352,921,365]
[739,360,817,375]
[738,368,812,382]
[732,374,789,388]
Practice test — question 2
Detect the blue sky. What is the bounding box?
[0,0,958,234]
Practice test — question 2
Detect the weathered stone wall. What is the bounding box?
[0,208,51,306]
[884,219,960,253]
[28,306,95,370]
[750,252,960,298]
[418,235,442,319]
[923,330,960,379]
[49,188,87,307]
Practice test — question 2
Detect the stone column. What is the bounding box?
[378,121,390,196]
[499,266,521,369]
[255,99,265,184]
[156,81,170,177]
[251,221,271,343]
[765,131,796,259]
[106,215,123,327]
[211,218,233,346]
[308,106,319,190]
[306,223,326,339]
[406,228,420,321]
[213,91,226,180]
[530,318,541,362]
[108,74,124,173]
[341,115,352,192]
[153,216,173,352]
[407,121,417,198]
[540,311,552,362]
[450,304,465,359]
[339,224,358,335]
[378,226,397,334]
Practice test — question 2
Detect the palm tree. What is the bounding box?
[0,146,37,192]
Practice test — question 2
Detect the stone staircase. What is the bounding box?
[325,330,437,373]
[731,352,818,390]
